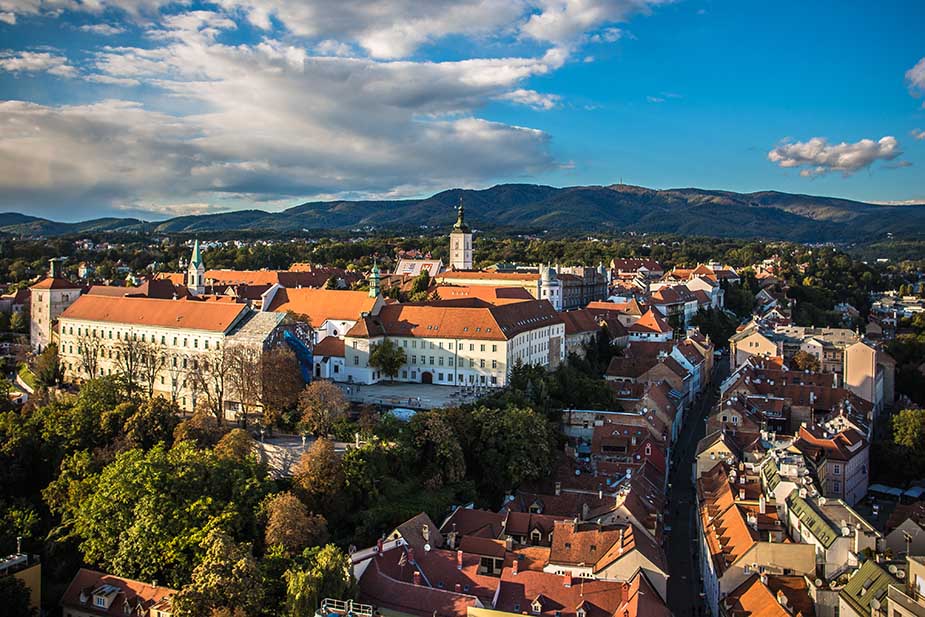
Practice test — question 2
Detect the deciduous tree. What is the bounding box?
[264,492,328,556]
[368,339,406,381]
[292,438,344,514]
[298,381,349,436]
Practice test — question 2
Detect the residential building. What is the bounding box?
[60,568,175,617]
[721,574,816,617]
[0,553,41,613]
[837,559,897,617]
[794,423,869,506]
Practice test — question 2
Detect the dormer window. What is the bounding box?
[577,608,587,617]
[532,600,542,614]
[95,597,106,608]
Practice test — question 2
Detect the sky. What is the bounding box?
[0,0,923,222]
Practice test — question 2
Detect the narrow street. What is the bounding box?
[666,355,729,617]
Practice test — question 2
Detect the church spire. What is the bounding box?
[453,195,470,232]
[368,260,381,298]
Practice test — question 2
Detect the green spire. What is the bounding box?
[190,239,203,269]
[369,260,380,298]
[453,196,470,232]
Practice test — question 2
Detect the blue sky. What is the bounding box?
[0,0,923,221]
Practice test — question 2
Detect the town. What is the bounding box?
[2,201,925,617]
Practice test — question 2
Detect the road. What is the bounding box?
[666,356,729,617]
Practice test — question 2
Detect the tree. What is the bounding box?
[214,428,256,462]
[173,529,264,617]
[893,409,925,452]
[0,575,35,617]
[187,347,234,426]
[298,381,349,436]
[123,397,180,450]
[259,347,304,428]
[76,334,104,380]
[265,492,328,556]
[173,410,225,448]
[226,345,263,425]
[791,350,821,372]
[62,442,271,587]
[408,411,466,489]
[9,311,27,334]
[138,342,168,398]
[32,343,61,389]
[368,339,406,381]
[283,545,354,616]
[292,438,344,514]
[324,276,339,290]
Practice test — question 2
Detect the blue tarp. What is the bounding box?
[283,329,313,383]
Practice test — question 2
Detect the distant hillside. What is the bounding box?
[3,184,925,244]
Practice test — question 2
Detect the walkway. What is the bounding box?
[337,382,489,409]
[666,356,729,617]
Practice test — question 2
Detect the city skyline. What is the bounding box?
[1,0,923,221]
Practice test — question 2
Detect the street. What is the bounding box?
[666,355,729,617]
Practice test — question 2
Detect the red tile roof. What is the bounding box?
[31,276,81,290]
[560,309,601,335]
[267,287,380,325]
[434,285,535,304]
[60,568,175,617]
[628,309,672,334]
[59,295,247,332]
[313,336,345,357]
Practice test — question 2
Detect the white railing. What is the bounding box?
[317,598,374,616]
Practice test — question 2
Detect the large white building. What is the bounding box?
[341,299,565,387]
[57,294,309,412]
[30,259,83,352]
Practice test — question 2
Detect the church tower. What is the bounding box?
[449,197,473,270]
[368,261,381,298]
[186,239,205,295]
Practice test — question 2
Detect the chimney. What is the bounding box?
[760,573,768,585]
[455,583,461,593]
[422,524,430,542]
[505,537,513,552]
[620,581,630,605]
[377,538,384,556]
[512,558,519,576]
[555,482,562,496]
[759,495,766,514]
[564,571,573,588]
[776,590,787,608]
[457,550,463,570]
[413,571,421,586]
[408,548,416,565]
[739,488,745,500]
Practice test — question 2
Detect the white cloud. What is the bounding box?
[907,57,925,97]
[79,23,125,35]
[912,128,925,141]
[0,11,15,23]
[521,0,667,51]
[767,136,903,177]
[314,39,353,57]
[498,88,561,109]
[0,50,76,77]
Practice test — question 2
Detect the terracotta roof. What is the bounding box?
[440,508,506,539]
[313,336,345,357]
[31,276,81,290]
[725,574,814,617]
[357,553,479,617]
[60,568,175,617]
[436,271,541,282]
[628,309,672,334]
[794,425,867,462]
[560,309,601,335]
[459,536,507,558]
[59,295,248,332]
[605,356,659,379]
[346,300,562,341]
[610,258,663,272]
[267,287,379,325]
[433,285,534,305]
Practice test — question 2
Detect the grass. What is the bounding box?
[17,362,36,390]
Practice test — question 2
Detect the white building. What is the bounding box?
[449,199,473,271]
[342,299,565,387]
[30,259,83,352]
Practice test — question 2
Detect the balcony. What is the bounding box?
[316,599,374,617]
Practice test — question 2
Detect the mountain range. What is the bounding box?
[3,184,925,244]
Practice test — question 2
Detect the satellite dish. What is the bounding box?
[424,543,431,552]
[889,565,898,574]
[870,599,880,610]
[814,579,823,588]
[898,571,906,579]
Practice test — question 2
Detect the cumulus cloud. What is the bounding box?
[767,136,903,177]
[498,88,561,110]
[907,57,925,98]
[0,21,555,216]
[0,11,15,23]
[0,50,76,76]
[912,128,925,141]
[522,0,667,51]
[79,23,125,35]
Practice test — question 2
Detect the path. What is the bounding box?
[666,355,728,617]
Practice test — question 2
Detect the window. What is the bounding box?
[354,357,359,365]
[469,343,474,351]
[480,359,485,368]
[492,344,497,352]
[95,597,106,608]
[429,356,434,365]
[492,360,497,369]
[411,355,417,365]
[833,464,841,475]
[480,344,485,352]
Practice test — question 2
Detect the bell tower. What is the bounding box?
[187,239,205,295]
[449,197,473,270]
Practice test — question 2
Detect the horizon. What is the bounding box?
[5,181,925,225]
[1,1,924,221]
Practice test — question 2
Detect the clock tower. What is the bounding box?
[449,197,472,270]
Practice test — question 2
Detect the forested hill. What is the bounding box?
[3,183,925,243]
